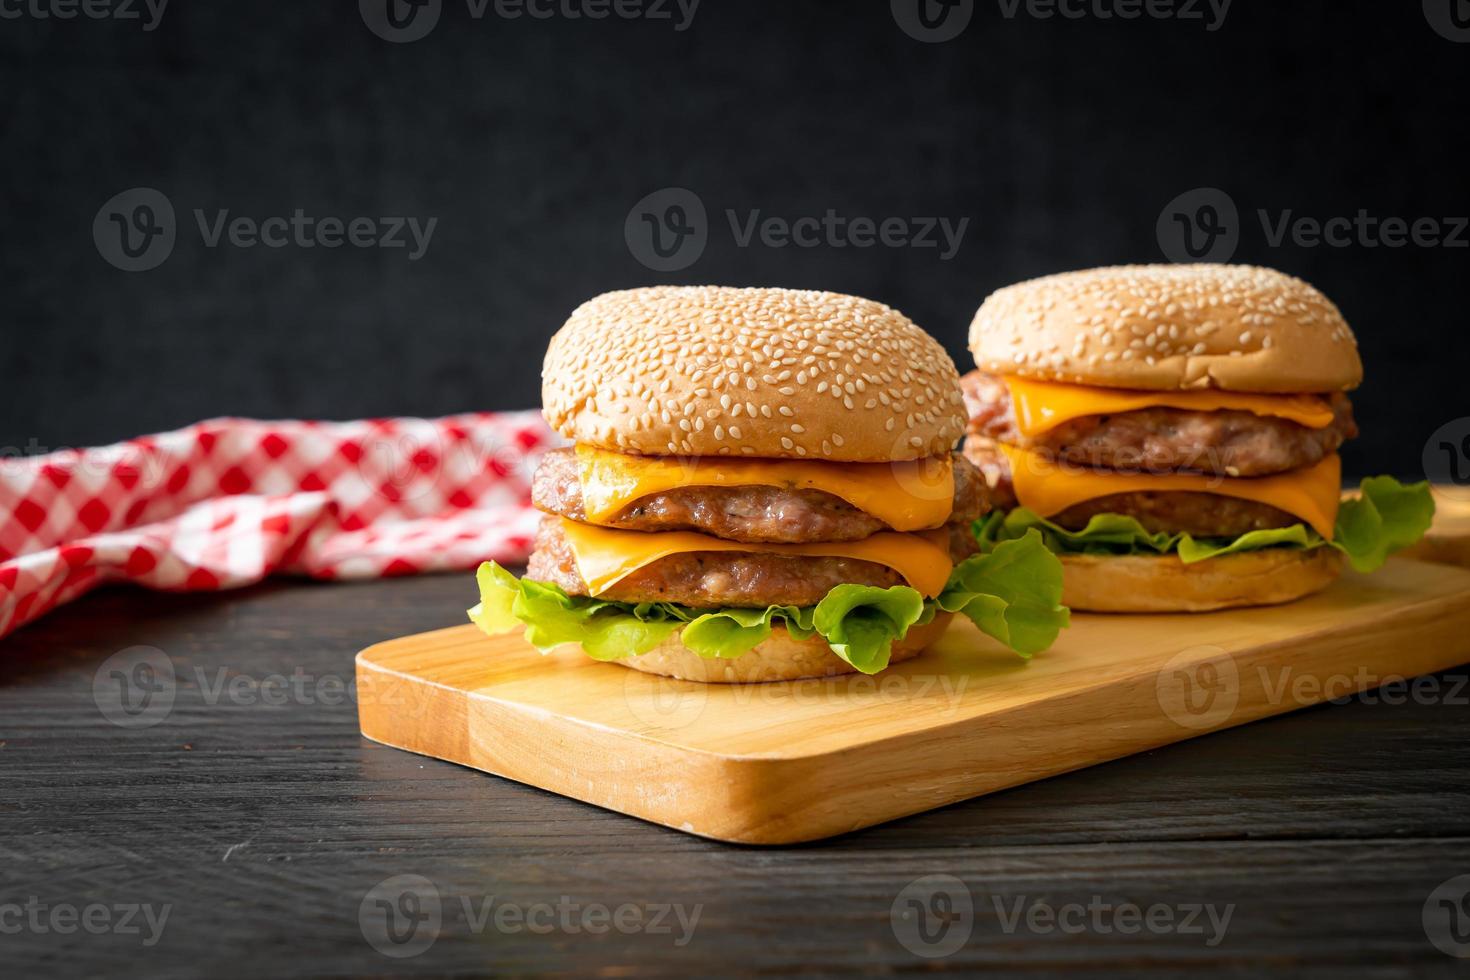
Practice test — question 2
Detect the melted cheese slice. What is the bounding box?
[1004,375,1336,438]
[557,518,954,598]
[1000,445,1342,538]
[574,444,954,532]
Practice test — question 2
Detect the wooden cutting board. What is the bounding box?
[357,556,1470,844]
[1402,487,1470,568]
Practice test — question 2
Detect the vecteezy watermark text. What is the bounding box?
[94,188,437,272]
[1157,645,1469,732]
[991,894,1234,947]
[0,0,168,30]
[360,0,699,43]
[727,210,969,261]
[1157,187,1469,263]
[995,0,1231,31]
[194,210,437,260]
[93,647,440,729]
[622,669,974,732]
[891,0,1229,42]
[358,875,701,959]
[0,899,171,947]
[889,874,1234,959]
[625,187,969,271]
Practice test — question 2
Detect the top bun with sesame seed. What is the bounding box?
[542,286,968,461]
[968,264,1363,393]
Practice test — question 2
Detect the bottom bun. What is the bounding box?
[1061,548,1344,613]
[615,613,955,683]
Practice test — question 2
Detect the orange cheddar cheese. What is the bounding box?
[557,518,955,598]
[574,444,955,532]
[1003,375,1336,438]
[999,444,1342,539]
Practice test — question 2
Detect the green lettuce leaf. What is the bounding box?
[937,530,1069,657]
[811,585,929,674]
[679,605,814,660]
[973,476,1434,574]
[469,561,682,661]
[1332,476,1436,573]
[467,533,1070,674]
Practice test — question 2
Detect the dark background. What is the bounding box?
[2,1,1466,478]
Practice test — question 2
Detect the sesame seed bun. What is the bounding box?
[614,613,953,683]
[1059,547,1344,613]
[543,286,968,461]
[969,265,1363,393]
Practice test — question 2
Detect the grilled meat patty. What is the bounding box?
[964,438,1302,538]
[961,370,1356,478]
[532,448,988,544]
[527,516,978,608]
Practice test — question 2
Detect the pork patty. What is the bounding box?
[532,448,988,544]
[962,370,1356,477]
[964,438,1302,538]
[527,516,978,608]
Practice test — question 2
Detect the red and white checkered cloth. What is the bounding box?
[0,413,556,639]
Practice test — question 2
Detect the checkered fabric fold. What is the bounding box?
[0,413,555,639]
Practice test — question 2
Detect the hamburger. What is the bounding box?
[469,286,1069,682]
[962,264,1435,612]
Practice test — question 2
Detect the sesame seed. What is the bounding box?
[965,265,1358,389]
[542,286,965,459]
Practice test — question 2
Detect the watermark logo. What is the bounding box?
[355,419,451,504]
[625,187,708,272]
[622,668,710,731]
[193,210,437,259]
[1158,186,1469,261]
[890,874,973,958]
[0,899,171,947]
[195,666,362,709]
[727,209,968,260]
[360,875,443,958]
[1424,418,1470,500]
[359,877,700,957]
[94,187,176,272]
[1424,874,1470,958]
[1424,0,1470,42]
[991,894,1233,946]
[1258,666,1468,710]
[93,189,438,270]
[360,0,442,42]
[625,187,970,271]
[1156,187,1239,263]
[620,666,973,731]
[1156,645,1238,730]
[361,0,698,42]
[891,0,974,42]
[0,0,169,30]
[1,438,174,491]
[996,0,1231,31]
[93,646,177,729]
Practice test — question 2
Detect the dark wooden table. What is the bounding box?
[4,573,1469,978]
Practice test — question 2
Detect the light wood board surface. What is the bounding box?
[357,557,1470,844]
[1402,486,1470,567]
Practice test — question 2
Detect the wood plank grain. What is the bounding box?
[5,574,1470,976]
[1403,487,1470,567]
[357,558,1470,844]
